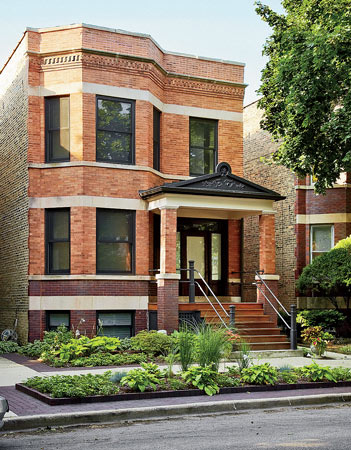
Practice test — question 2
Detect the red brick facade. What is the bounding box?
[1,24,282,341]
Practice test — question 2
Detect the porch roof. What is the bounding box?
[139,162,285,202]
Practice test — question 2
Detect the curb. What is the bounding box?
[3,392,351,432]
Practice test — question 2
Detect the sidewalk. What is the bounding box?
[2,350,351,432]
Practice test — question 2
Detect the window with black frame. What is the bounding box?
[96,96,135,164]
[96,209,134,273]
[47,312,70,331]
[97,312,133,338]
[153,108,161,171]
[189,118,217,176]
[45,97,70,162]
[46,209,70,274]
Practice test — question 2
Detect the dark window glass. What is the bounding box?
[97,312,133,338]
[96,97,134,164]
[153,108,161,171]
[45,97,70,162]
[96,209,134,273]
[47,312,70,331]
[189,118,217,176]
[46,209,70,274]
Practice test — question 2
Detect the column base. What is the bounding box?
[156,275,179,334]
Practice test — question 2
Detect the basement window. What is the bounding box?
[47,311,70,331]
[97,312,134,338]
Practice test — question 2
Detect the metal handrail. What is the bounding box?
[255,283,291,330]
[255,271,290,316]
[194,269,229,318]
[194,281,229,329]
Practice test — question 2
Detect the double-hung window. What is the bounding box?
[45,97,70,162]
[96,96,135,164]
[46,209,70,274]
[310,225,334,261]
[96,209,135,273]
[189,118,217,176]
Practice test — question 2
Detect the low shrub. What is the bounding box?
[68,352,147,367]
[130,330,172,356]
[19,341,51,358]
[0,341,20,354]
[182,364,220,396]
[24,371,119,398]
[241,363,278,385]
[297,310,346,330]
[19,325,74,358]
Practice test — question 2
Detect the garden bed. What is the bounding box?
[16,380,351,406]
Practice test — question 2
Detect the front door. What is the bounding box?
[178,219,227,296]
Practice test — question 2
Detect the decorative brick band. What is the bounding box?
[29,280,151,297]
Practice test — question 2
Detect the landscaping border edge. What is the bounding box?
[15,380,351,406]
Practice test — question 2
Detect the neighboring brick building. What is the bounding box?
[244,100,351,310]
[0,24,286,343]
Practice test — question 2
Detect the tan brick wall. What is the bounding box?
[243,101,296,308]
[0,60,29,343]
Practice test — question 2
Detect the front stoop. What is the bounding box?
[181,302,291,351]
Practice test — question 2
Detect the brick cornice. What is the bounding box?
[28,48,246,91]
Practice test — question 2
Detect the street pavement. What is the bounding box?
[2,349,351,432]
[2,403,351,449]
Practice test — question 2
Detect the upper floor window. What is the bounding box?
[189,118,217,176]
[153,108,161,171]
[45,97,70,162]
[96,209,135,274]
[46,209,70,274]
[310,225,334,261]
[96,96,135,164]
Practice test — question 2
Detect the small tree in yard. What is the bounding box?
[297,236,351,309]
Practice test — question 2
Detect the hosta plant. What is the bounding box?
[241,363,278,386]
[182,364,219,396]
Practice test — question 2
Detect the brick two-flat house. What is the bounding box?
[244,101,351,310]
[0,24,289,348]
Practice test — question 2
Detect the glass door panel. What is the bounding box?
[186,236,205,279]
[211,233,221,281]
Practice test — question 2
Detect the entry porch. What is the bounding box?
[140,162,286,344]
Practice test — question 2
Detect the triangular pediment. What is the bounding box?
[140,162,285,201]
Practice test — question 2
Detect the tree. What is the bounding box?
[297,236,351,309]
[256,0,351,194]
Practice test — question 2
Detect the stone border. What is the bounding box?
[16,380,351,406]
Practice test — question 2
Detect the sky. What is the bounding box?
[0,0,285,105]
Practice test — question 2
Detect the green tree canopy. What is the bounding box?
[256,0,351,193]
[297,236,351,308]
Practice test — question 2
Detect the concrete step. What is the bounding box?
[248,342,291,350]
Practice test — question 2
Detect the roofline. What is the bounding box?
[25,23,245,67]
[139,186,285,202]
[0,31,26,75]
